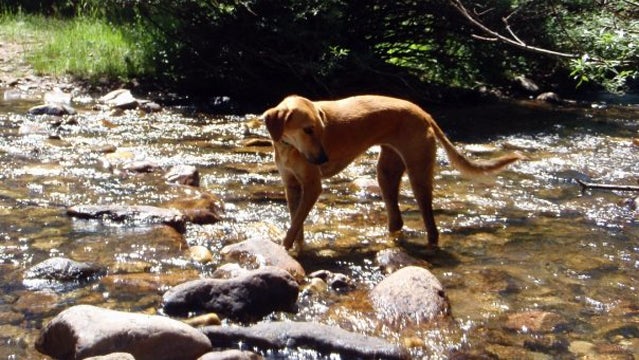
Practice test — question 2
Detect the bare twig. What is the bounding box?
[450,0,579,59]
[576,179,639,192]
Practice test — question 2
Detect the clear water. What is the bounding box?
[0,93,638,359]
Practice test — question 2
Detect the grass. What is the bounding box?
[0,12,155,82]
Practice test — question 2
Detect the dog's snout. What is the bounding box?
[308,149,329,165]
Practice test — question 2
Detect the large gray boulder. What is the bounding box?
[162,266,299,321]
[201,321,410,360]
[35,305,212,360]
[369,266,450,325]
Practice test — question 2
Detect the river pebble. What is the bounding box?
[504,310,567,333]
[187,245,214,264]
[36,305,212,360]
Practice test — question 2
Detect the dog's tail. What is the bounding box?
[430,118,523,177]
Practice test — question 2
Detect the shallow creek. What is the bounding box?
[0,92,638,359]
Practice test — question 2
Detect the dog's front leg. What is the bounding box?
[284,181,304,247]
[282,170,322,250]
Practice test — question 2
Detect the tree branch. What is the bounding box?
[576,179,639,192]
[450,0,579,59]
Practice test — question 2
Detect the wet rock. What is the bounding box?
[212,263,251,279]
[504,310,567,333]
[221,238,305,281]
[375,248,431,274]
[163,193,223,225]
[122,160,160,173]
[165,165,200,186]
[514,75,540,93]
[569,340,595,356]
[13,290,60,317]
[162,266,299,321]
[485,343,546,360]
[349,177,381,196]
[35,304,212,360]
[369,266,450,325]
[99,89,139,110]
[198,350,262,360]
[536,92,562,104]
[183,313,221,327]
[92,144,118,154]
[23,257,105,288]
[66,204,187,232]
[28,103,77,116]
[139,101,162,113]
[201,321,410,360]
[187,245,213,264]
[84,353,135,360]
[308,270,354,292]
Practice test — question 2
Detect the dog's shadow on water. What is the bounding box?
[296,233,461,275]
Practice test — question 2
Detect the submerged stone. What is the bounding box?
[66,204,187,232]
[23,257,105,290]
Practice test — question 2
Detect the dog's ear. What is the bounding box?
[262,108,289,142]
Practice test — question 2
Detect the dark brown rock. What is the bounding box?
[162,266,299,321]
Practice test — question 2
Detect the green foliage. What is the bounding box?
[2,0,638,103]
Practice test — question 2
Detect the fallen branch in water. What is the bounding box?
[576,179,639,192]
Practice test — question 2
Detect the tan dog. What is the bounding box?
[261,95,522,252]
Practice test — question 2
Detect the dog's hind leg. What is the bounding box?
[404,134,439,246]
[377,145,406,233]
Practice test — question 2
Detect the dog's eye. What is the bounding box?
[303,127,314,135]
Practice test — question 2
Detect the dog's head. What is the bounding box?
[261,96,328,165]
